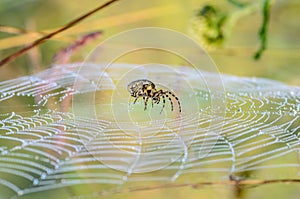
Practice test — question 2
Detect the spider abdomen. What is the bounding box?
[127,79,156,97]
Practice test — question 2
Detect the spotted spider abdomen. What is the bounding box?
[127,79,155,97]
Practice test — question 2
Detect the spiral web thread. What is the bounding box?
[0,63,299,198]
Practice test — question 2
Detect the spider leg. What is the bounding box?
[156,90,164,104]
[167,91,182,112]
[165,93,174,111]
[151,90,160,105]
[156,96,160,104]
[155,96,160,104]
[144,96,149,111]
[160,94,166,114]
[133,97,139,104]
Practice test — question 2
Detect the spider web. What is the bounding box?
[0,63,299,198]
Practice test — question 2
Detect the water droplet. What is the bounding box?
[33,178,39,185]
[13,146,22,150]
[127,169,133,175]
[40,173,47,179]
[17,190,24,196]
[131,146,137,150]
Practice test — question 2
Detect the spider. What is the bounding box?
[127,79,181,113]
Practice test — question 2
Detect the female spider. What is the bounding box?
[127,79,181,113]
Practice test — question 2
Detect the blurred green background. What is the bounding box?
[0,0,299,85]
[0,0,299,199]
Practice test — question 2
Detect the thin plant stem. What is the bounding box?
[227,0,247,8]
[0,0,119,67]
[254,0,271,60]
